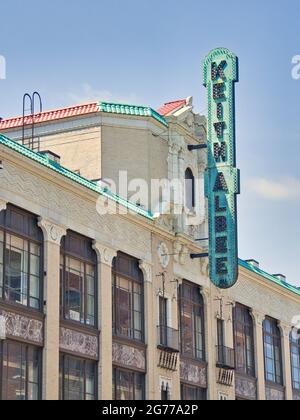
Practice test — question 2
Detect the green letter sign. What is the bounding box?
[204,48,240,289]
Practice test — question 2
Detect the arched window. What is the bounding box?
[0,205,43,310]
[185,168,195,211]
[112,252,144,342]
[233,304,255,377]
[290,330,300,391]
[263,318,283,385]
[179,281,205,361]
[60,231,97,327]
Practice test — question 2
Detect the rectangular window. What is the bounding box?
[60,354,97,400]
[181,383,206,400]
[179,282,205,361]
[263,319,283,385]
[159,297,168,346]
[112,368,145,401]
[112,254,144,342]
[291,332,300,390]
[0,232,42,310]
[233,304,255,377]
[0,341,41,400]
[60,232,97,328]
[0,206,42,311]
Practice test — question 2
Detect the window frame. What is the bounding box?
[60,231,98,328]
[290,330,300,391]
[112,253,145,343]
[263,317,283,386]
[0,340,42,401]
[112,367,145,401]
[179,281,206,362]
[59,353,97,401]
[233,304,256,377]
[0,206,43,311]
[181,383,207,401]
[185,168,196,211]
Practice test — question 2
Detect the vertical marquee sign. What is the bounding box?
[204,48,240,289]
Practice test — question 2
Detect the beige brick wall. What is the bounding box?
[102,124,168,206]
[38,126,102,181]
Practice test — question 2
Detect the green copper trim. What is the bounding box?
[239,259,300,298]
[98,101,168,127]
[0,134,154,220]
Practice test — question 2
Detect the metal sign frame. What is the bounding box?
[203,48,240,289]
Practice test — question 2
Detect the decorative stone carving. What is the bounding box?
[60,327,98,359]
[93,241,117,267]
[200,257,209,277]
[38,218,66,245]
[179,246,189,265]
[235,375,257,400]
[139,260,153,284]
[293,391,300,401]
[173,241,182,263]
[251,310,264,327]
[157,242,170,269]
[0,199,7,212]
[173,241,189,266]
[180,360,207,388]
[279,322,292,338]
[0,309,43,345]
[112,342,146,372]
[265,385,285,401]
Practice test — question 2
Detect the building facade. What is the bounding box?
[0,97,299,401]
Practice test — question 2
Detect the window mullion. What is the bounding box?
[27,240,31,309]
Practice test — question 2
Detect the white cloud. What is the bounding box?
[247,176,300,201]
[66,83,143,106]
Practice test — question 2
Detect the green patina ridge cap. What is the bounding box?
[239,259,300,298]
[98,101,168,127]
[0,134,154,220]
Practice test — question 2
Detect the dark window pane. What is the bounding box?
[0,341,41,401]
[60,355,97,401]
[60,232,97,327]
[113,368,145,401]
[233,304,255,377]
[0,206,42,310]
[112,253,144,342]
[180,282,205,361]
[263,318,283,385]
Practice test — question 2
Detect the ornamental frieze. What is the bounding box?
[112,341,146,372]
[180,360,207,388]
[265,386,285,401]
[60,327,98,359]
[235,375,257,400]
[0,309,43,345]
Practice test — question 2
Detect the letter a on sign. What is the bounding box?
[204,48,240,289]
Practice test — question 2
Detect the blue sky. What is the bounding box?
[0,0,300,285]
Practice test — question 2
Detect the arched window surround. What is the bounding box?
[60,231,97,328]
[233,304,255,377]
[112,252,145,343]
[179,281,205,361]
[290,330,300,391]
[185,168,196,211]
[0,204,43,311]
[263,317,283,386]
